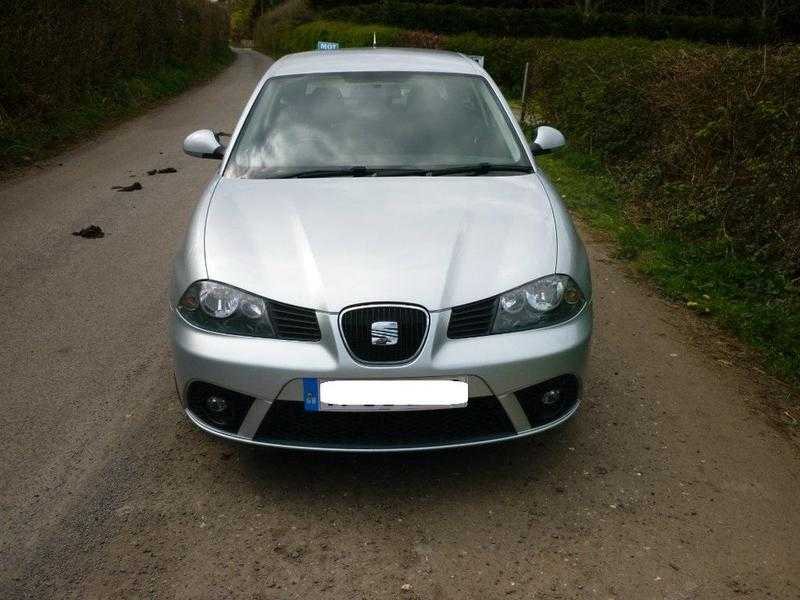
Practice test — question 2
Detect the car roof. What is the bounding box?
[267,48,484,78]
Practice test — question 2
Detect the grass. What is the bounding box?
[538,149,800,387]
[0,49,235,172]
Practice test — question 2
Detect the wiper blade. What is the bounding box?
[277,166,372,179]
[276,166,429,179]
[271,164,531,178]
[426,163,534,176]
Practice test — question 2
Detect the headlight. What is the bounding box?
[178,280,275,338]
[493,274,585,333]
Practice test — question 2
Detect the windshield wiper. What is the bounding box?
[426,163,534,176]
[271,164,532,179]
[275,166,428,179]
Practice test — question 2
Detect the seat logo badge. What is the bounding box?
[371,321,399,346]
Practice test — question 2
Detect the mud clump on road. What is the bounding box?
[112,182,142,192]
[147,167,177,175]
[71,225,104,239]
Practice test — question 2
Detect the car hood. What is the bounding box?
[204,176,556,312]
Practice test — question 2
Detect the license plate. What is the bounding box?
[303,378,468,412]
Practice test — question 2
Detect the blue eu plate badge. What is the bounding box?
[303,378,320,412]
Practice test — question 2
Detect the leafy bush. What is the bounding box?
[318,2,780,44]
[0,0,230,166]
[253,0,316,56]
[311,0,795,21]
[230,0,258,41]
[527,40,800,275]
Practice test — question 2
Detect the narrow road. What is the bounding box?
[1,49,798,600]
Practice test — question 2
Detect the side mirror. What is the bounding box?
[530,126,566,156]
[183,129,225,159]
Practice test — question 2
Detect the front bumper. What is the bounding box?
[170,303,592,452]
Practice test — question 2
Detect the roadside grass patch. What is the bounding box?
[539,149,800,386]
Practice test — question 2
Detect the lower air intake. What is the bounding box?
[255,397,515,449]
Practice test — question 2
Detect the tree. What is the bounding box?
[574,0,605,16]
[760,0,795,20]
[644,0,672,15]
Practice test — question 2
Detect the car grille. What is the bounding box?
[269,300,321,341]
[255,397,515,449]
[447,297,497,338]
[340,304,428,363]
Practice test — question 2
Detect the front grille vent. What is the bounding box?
[269,300,321,341]
[340,304,428,363]
[255,397,514,449]
[447,297,496,338]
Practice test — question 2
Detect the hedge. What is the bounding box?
[0,0,230,164]
[256,19,800,277]
[318,2,780,44]
[310,0,785,19]
[527,40,800,278]
[311,0,799,31]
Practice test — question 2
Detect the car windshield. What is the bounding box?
[225,71,530,179]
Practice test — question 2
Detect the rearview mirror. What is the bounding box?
[183,129,225,159]
[530,126,566,156]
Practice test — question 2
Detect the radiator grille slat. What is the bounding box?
[269,300,321,341]
[447,297,496,339]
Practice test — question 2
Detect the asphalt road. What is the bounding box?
[1,49,798,600]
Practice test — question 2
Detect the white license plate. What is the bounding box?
[305,379,468,412]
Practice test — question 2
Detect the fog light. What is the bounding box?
[206,395,228,414]
[540,389,562,406]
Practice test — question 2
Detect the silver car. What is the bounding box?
[170,48,592,452]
